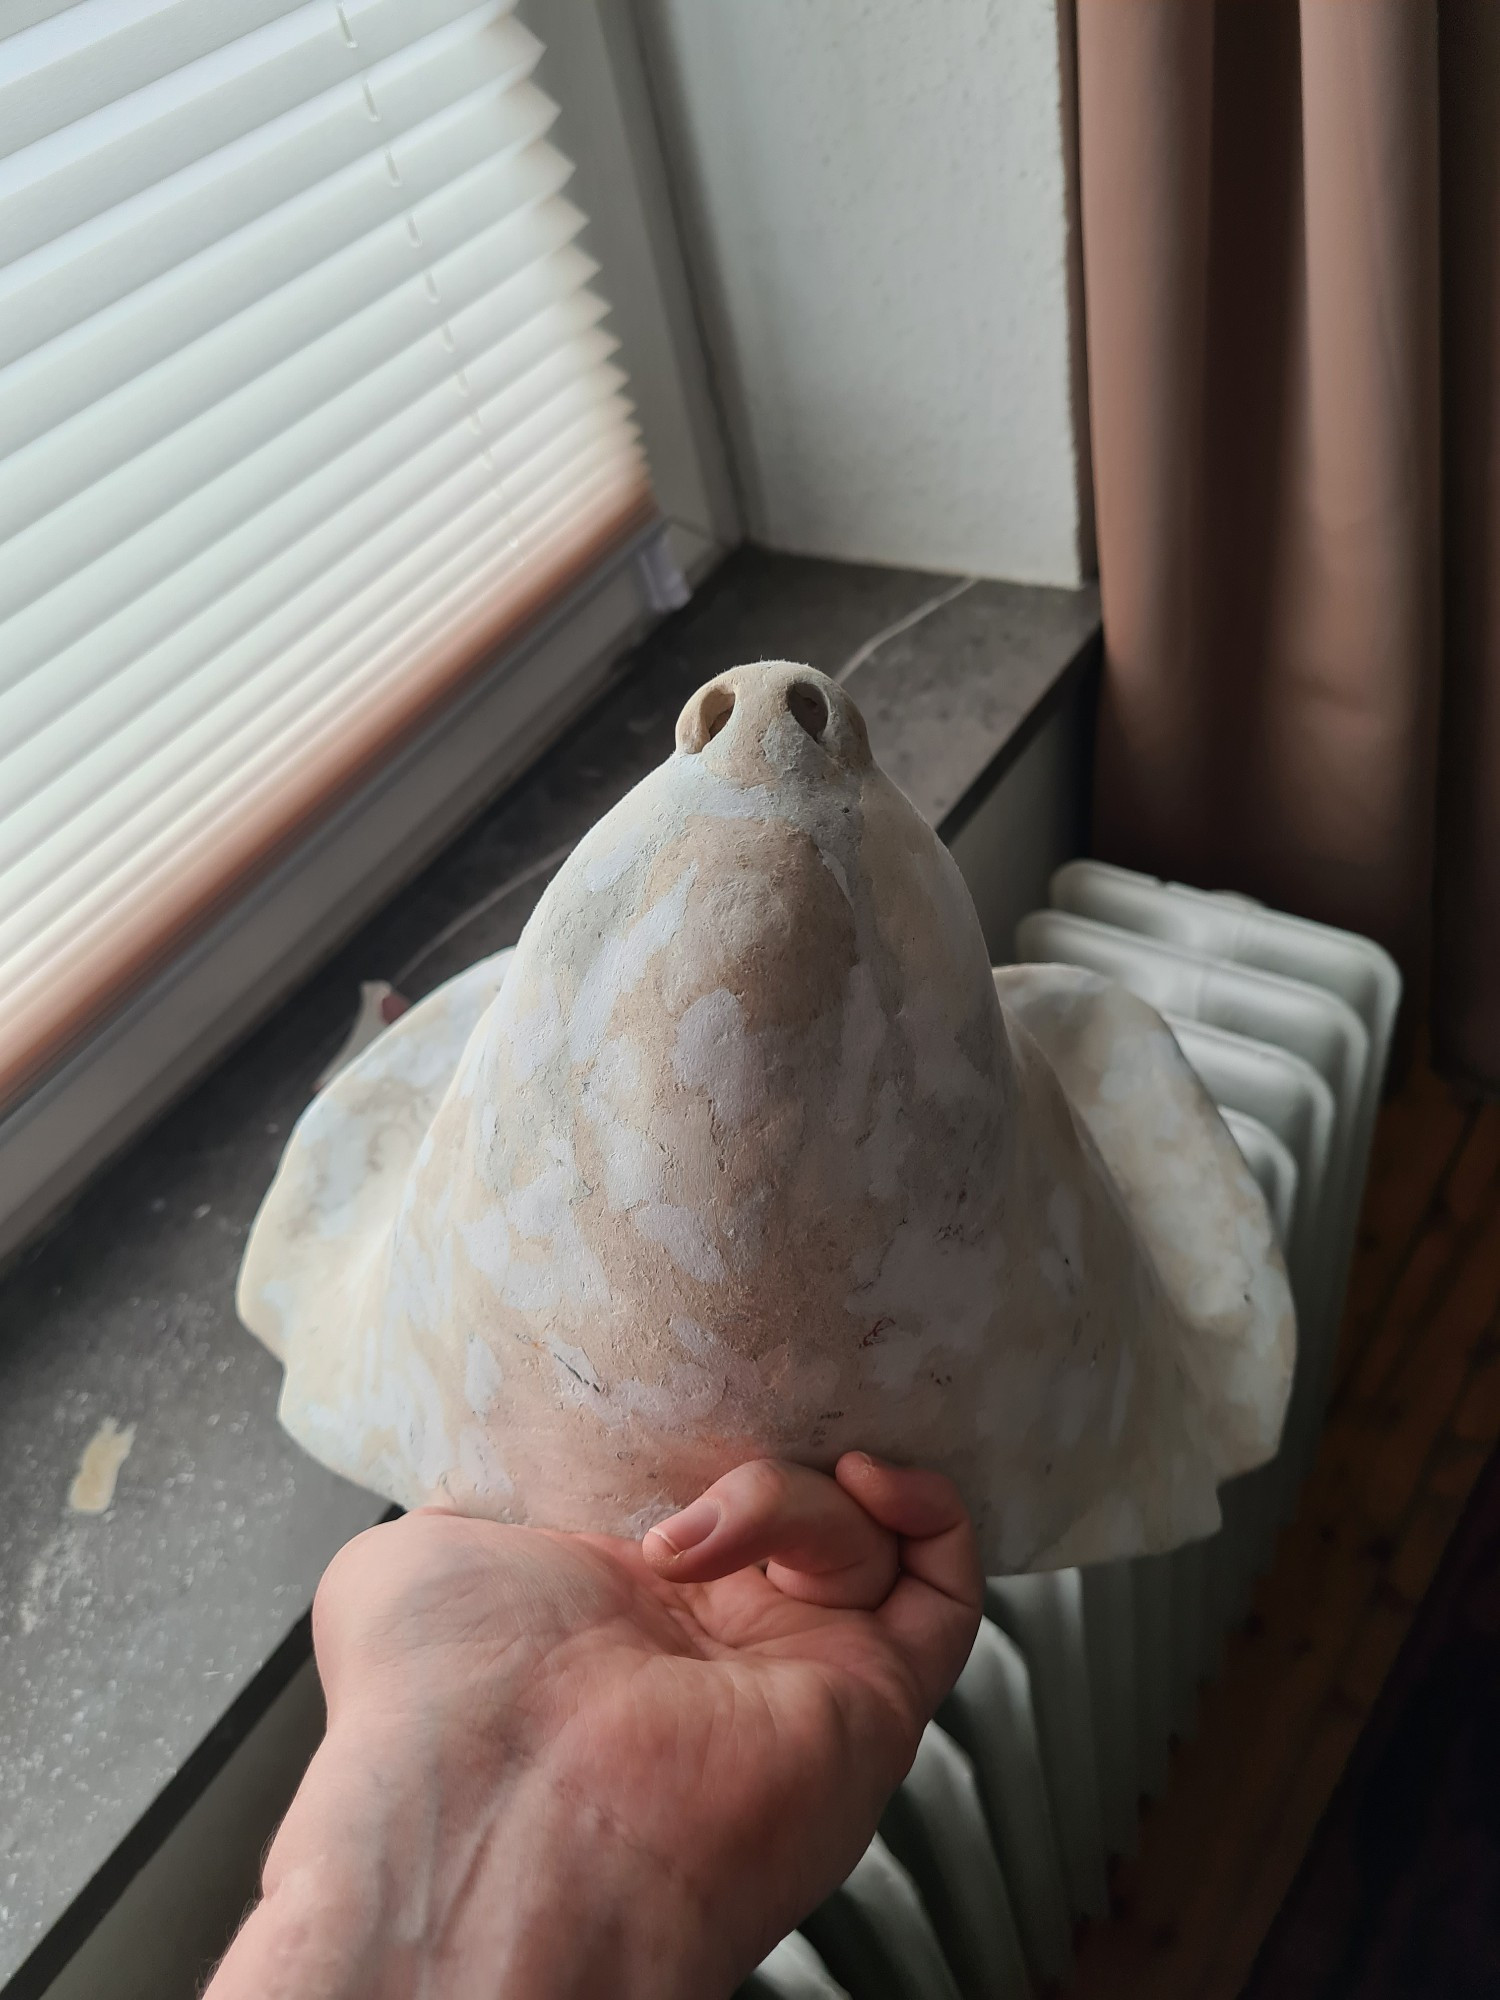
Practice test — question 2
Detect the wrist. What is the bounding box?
[224,1712,736,2000]
[468,1754,731,2000]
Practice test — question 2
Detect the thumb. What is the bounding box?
[642,1458,900,1609]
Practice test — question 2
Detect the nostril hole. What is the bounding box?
[786,682,828,742]
[701,687,735,741]
[680,684,735,752]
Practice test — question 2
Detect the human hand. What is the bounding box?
[206,1453,982,2000]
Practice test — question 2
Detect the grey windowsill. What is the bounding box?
[0,547,1099,1994]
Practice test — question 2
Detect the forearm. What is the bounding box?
[206,1728,730,2000]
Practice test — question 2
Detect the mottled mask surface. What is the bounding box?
[238,664,1294,1571]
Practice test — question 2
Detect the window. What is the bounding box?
[0,0,732,1258]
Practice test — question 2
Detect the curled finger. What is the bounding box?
[835,1452,984,1711]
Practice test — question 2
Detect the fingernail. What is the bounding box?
[646,1497,720,1556]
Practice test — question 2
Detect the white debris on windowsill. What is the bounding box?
[68,1417,136,1515]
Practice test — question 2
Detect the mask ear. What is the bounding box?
[237,950,513,1372]
[995,962,1295,1552]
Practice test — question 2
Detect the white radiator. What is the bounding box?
[742,862,1400,2000]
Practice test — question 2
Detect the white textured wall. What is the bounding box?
[634,0,1089,586]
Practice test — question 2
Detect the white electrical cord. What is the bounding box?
[832,576,977,684]
[391,839,575,989]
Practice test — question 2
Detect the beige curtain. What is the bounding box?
[1075,0,1500,1089]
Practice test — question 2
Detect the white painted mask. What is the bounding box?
[238,663,1293,1571]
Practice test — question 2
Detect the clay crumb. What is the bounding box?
[68,1418,136,1515]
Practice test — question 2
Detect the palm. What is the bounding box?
[520,1530,933,1926]
[237,1455,980,1999]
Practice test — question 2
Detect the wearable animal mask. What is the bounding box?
[239,663,1293,1570]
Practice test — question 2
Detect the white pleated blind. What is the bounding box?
[0,0,652,1104]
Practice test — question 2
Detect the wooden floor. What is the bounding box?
[1069,1053,1500,2000]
